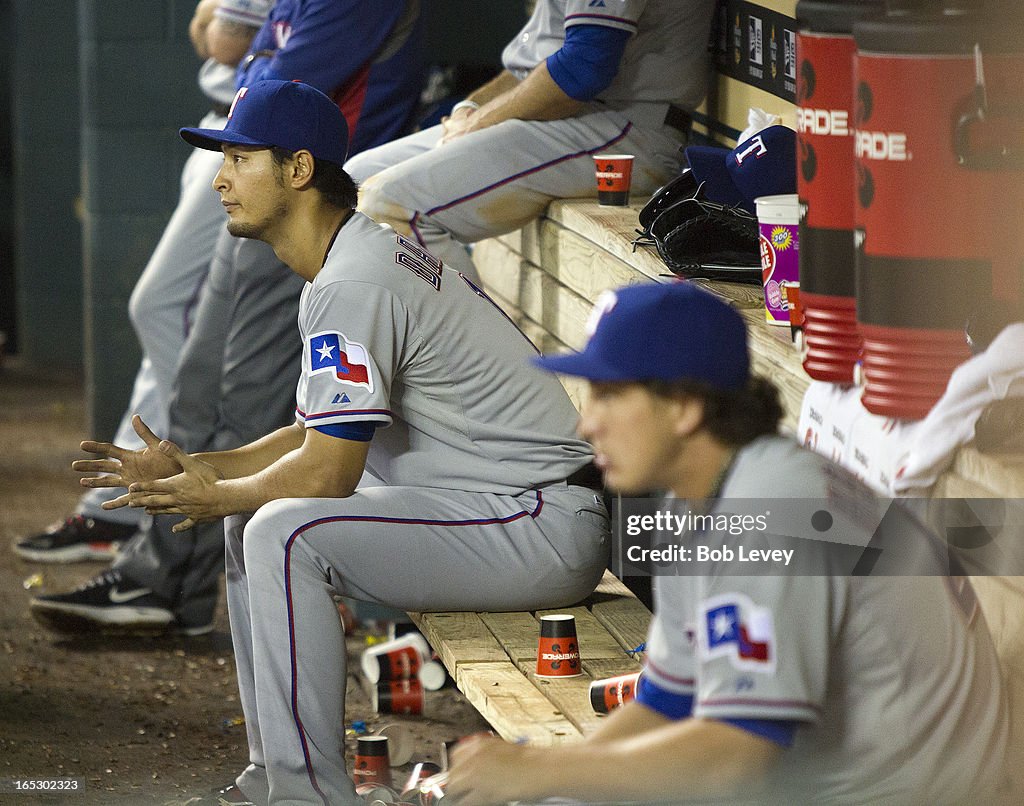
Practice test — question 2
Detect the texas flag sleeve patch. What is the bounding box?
[307,331,375,393]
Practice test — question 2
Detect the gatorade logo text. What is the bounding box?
[798,108,849,137]
[854,130,909,161]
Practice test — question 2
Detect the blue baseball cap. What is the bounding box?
[534,282,750,389]
[180,79,349,166]
[684,125,796,215]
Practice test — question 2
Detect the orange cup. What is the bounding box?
[535,614,582,678]
[373,678,425,715]
[593,154,635,206]
[353,735,391,788]
[589,671,642,714]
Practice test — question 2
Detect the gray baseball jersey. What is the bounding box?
[296,211,593,493]
[643,436,1008,803]
[224,214,609,804]
[502,0,714,109]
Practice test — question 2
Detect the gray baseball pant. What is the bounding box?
[226,483,609,805]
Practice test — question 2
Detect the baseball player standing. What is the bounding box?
[13,0,271,562]
[446,283,1010,805]
[76,80,609,805]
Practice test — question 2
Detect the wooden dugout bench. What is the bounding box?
[408,196,1024,756]
[409,571,650,744]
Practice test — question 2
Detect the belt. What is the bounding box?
[211,101,231,117]
[664,104,693,135]
[566,461,604,491]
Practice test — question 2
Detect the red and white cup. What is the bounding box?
[589,671,642,714]
[373,678,425,716]
[353,735,392,788]
[593,154,635,206]
[361,633,447,690]
[535,614,582,678]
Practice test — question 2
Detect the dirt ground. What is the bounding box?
[0,360,489,805]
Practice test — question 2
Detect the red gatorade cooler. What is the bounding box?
[796,1,884,383]
[853,4,1024,420]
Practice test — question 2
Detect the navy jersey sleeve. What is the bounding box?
[241,0,408,94]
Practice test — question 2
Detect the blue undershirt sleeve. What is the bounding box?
[312,421,379,442]
[545,24,631,101]
[635,678,799,746]
[633,674,694,720]
[718,717,799,747]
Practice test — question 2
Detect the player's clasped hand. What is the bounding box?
[126,443,224,533]
[72,415,182,508]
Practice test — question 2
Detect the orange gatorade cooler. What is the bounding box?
[796,1,884,382]
[853,4,1024,419]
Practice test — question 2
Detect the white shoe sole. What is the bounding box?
[30,600,174,632]
[13,542,120,563]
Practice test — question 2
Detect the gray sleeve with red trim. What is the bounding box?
[295,279,402,429]
[691,574,834,723]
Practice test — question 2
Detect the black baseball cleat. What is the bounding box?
[30,570,176,634]
[13,515,136,563]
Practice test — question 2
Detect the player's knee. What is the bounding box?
[127,281,155,332]
[241,499,302,568]
[357,175,414,236]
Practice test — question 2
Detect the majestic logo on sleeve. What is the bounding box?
[699,594,775,672]
[308,331,374,393]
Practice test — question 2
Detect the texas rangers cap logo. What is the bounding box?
[227,86,247,119]
[699,593,775,673]
[308,330,375,393]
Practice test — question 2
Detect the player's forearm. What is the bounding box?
[473,62,583,129]
[581,699,671,744]
[189,0,220,58]
[195,423,305,480]
[210,442,362,516]
[463,69,518,107]
[205,17,260,66]
[460,716,778,802]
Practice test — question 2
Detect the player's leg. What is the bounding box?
[114,237,304,633]
[14,123,228,563]
[223,511,272,806]
[233,484,608,804]
[355,107,684,279]
[127,127,227,397]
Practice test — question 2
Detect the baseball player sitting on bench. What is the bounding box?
[74,80,609,806]
[347,0,716,281]
[446,283,1010,805]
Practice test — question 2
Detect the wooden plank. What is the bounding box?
[475,239,594,350]
[524,672,606,736]
[544,202,666,284]
[410,612,509,677]
[479,611,542,667]
[537,220,657,299]
[589,568,636,599]
[583,657,643,681]
[592,597,652,656]
[456,662,582,745]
